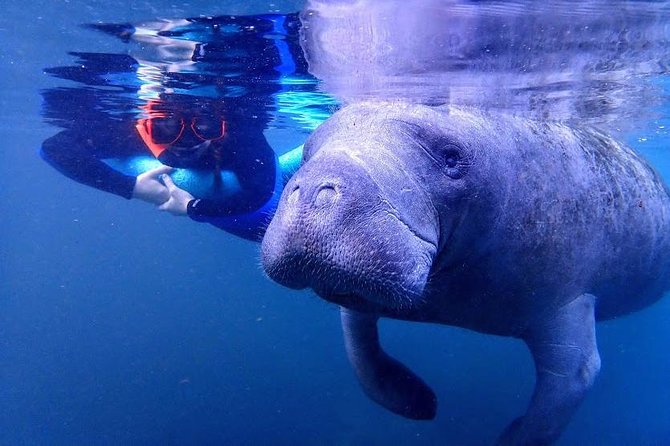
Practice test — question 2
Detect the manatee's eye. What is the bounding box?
[442,144,466,179]
[443,148,460,168]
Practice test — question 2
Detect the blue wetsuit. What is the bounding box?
[40,118,302,240]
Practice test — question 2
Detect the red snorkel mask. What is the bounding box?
[136,99,226,158]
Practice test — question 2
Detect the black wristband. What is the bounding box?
[187,199,200,214]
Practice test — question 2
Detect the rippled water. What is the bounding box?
[42,13,337,153]
[44,0,670,136]
[303,0,670,130]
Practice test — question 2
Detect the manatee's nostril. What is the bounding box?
[287,185,300,206]
[314,184,338,207]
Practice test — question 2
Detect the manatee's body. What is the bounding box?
[262,102,670,445]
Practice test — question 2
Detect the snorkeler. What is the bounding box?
[40,13,321,241]
[41,92,302,240]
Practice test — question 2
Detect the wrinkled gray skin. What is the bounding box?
[262,102,670,445]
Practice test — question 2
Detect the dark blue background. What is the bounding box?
[1,1,669,444]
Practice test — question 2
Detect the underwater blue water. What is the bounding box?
[1,1,669,445]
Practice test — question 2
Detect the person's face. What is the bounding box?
[149,114,225,157]
[138,113,226,159]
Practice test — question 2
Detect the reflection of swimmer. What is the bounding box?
[40,13,316,241]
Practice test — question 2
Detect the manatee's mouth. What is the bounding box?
[326,292,359,306]
[287,216,437,311]
[312,250,433,311]
[322,292,383,313]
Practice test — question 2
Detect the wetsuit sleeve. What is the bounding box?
[184,159,280,241]
[186,198,273,241]
[40,129,138,199]
[278,144,304,185]
[185,196,261,220]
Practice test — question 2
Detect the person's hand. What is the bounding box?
[133,165,173,205]
[158,174,195,216]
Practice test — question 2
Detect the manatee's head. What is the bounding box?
[262,102,498,312]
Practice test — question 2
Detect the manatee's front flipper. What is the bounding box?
[340,307,437,420]
[498,294,601,446]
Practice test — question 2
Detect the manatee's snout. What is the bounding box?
[261,176,346,290]
[262,148,439,309]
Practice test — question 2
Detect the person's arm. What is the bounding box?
[150,179,255,218]
[278,144,304,185]
[155,142,305,240]
[41,129,170,205]
[157,175,196,215]
[41,129,137,198]
[158,168,276,241]
[132,166,173,204]
[157,144,305,216]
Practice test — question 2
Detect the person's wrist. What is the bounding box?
[186,198,200,215]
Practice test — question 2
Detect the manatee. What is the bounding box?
[261,101,670,445]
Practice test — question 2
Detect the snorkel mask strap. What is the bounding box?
[136,118,169,158]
